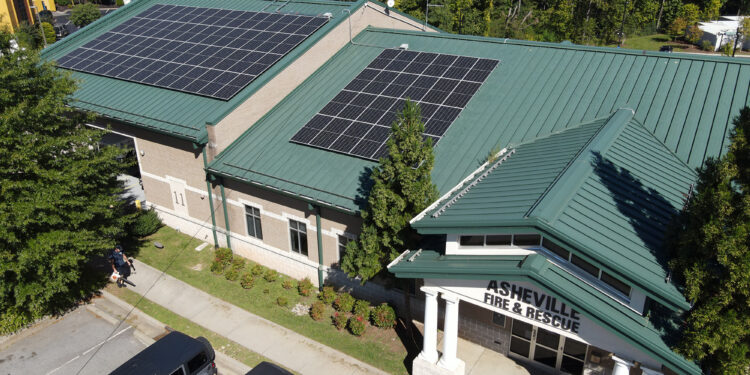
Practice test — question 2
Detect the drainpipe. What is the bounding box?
[202,147,219,248]
[219,178,232,250]
[309,203,325,289]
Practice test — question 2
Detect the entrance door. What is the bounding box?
[509,320,587,375]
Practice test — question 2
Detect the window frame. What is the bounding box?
[289,219,308,256]
[244,204,263,240]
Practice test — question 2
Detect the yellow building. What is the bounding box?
[1,0,56,31]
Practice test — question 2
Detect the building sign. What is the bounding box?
[484,280,581,333]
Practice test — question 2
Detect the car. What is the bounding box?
[53,24,68,39]
[245,362,294,375]
[659,45,674,53]
[110,331,217,375]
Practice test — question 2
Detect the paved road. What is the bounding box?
[0,307,146,375]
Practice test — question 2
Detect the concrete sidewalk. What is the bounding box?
[124,260,388,375]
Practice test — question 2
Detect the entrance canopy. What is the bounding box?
[389,251,700,375]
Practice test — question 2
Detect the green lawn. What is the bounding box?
[619,34,688,52]
[108,286,279,370]
[129,226,412,375]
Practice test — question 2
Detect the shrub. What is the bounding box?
[333,312,347,330]
[251,264,265,276]
[55,0,73,6]
[685,25,703,45]
[701,40,714,51]
[16,23,43,50]
[116,0,125,6]
[230,258,246,271]
[209,261,224,274]
[282,279,294,290]
[70,3,101,27]
[348,315,366,336]
[240,274,255,289]
[277,297,288,307]
[318,286,336,305]
[224,268,240,281]
[41,22,56,44]
[215,248,233,266]
[298,278,314,296]
[353,300,370,320]
[310,301,325,321]
[722,42,735,56]
[130,209,162,237]
[263,269,278,282]
[372,303,396,328]
[333,293,355,313]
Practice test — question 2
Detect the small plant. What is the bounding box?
[298,278,314,296]
[353,300,370,320]
[264,269,278,282]
[333,292,355,313]
[209,261,224,274]
[116,0,125,6]
[310,301,325,321]
[130,209,163,237]
[277,296,288,307]
[263,289,270,294]
[348,315,366,336]
[333,312,347,330]
[372,303,396,328]
[282,279,294,290]
[211,248,233,274]
[224,268,240,281]
[230,258,246,271]
[240,273,255,289]
[318,286,336,305]
[701,40,714,51]
[251,264,265,276]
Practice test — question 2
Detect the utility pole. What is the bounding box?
[424,0,443,31]
[618,0,629,46]
[732,6,742,57]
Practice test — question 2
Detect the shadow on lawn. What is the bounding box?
[394,316,422,374]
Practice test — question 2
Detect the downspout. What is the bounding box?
[309,203,325,289]
[202,147,219,248]
[219,178,232,250]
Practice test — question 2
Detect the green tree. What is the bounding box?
[668,107,750,374]
[685,24,703,44]
[0,31,133,334]
[15,22,43,50]
[668,17,688,40]
[702,0,723,21]
[41,22,56,44]
[70,3,100,28]
[341,100,439,282]
[681,3,701,25]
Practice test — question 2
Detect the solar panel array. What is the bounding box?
[56,4,329,100]
[290,49,499,161]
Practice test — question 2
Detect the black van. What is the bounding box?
[110,331,217,375]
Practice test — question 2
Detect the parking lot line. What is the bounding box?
[45,326,133,375]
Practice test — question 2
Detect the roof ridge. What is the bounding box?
[526,108,635,221]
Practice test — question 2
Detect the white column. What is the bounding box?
[612,356,633,375]
[437,292,460,370]
[419,287,439,363]
[640,367,663,375]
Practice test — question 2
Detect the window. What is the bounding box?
[492,312,506,327]
[187,352,208,373]
[600,271,632,296]
[169,367,185,375]
[244,205,262,240]
[289,219,308,256]
[485,234,512,246]
[542,238,570,260]
[513,234,542,247]
[338,235,351,262]
[570,254,600,278]
[459,235,484,246]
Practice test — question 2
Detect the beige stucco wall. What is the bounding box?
[209,2,437,157]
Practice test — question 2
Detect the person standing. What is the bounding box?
[109,245,132,287]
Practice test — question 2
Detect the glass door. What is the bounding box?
[509,319,587,375]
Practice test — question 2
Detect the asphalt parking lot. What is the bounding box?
[0,306,146,375]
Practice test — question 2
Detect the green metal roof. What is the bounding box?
[413,109,697,311]
[208,27,750,212]
[388,251,700,375]
[41,0,364,142]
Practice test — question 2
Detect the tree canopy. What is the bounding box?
[0,30,132,334]
[668,107,750,374]
[70,3,101,28]
[341,100,439,282]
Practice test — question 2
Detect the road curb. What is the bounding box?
[86,304,121,326]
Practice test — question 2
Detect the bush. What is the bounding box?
[318,286,336,305]
[298,278,314,296]
[701,40,714,51]
[685,24,703,45]
[263,269,278,282]
[130,209,162,237]
[116,0,125,6]
[16,23,43,50]
[224,268,240,281]
[333,293,355,313]
[251,264,265,276]
[55,0,72,6]
[372,303,396,328]
[722,42,735,56]
[240,274,255,289]
[230,258,246,271]
[282,279,294,290]
[209,261,224,274]
[333,312,347,330]
[310,301,325,321]
[353,300,370,320]
[348,315,366,336]
[277,297,288,307]
[70,3,101,27]
[215,248,233,265]
[41,22,56,44]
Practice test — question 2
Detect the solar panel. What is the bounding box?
[290,49,499,161]
[55,4,329,100]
